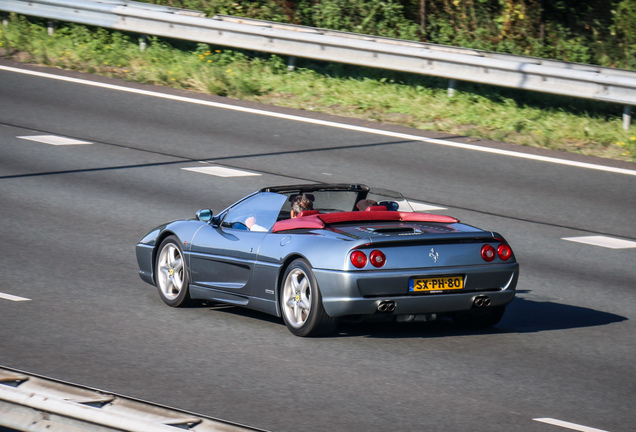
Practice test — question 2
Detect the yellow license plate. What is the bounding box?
[409,276,464,292]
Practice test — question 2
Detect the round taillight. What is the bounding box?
[369,250,386,268]
[497,244,512,261]
[350,251,367,268]
[481,244,496,262]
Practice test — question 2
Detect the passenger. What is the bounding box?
[356,199,378,211]
[290,194,314,218]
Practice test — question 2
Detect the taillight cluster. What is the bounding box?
[481,244,512,262]
[350,250,386,268]
[352,244,511,267]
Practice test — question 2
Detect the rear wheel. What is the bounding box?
[155,236,192,307]
[280,259,337,337]
[453,306,506,328]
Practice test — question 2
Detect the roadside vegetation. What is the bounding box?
[147,0,636,71]
[1,11,635,162]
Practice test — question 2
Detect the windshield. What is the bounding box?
[273,187,415,216]
[278,190,361,215]
[222,192,288,232]
[221,187,417,232]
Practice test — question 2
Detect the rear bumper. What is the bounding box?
[314,263,518,317]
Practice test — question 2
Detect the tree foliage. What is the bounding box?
[613,0,636,69]
[145,0,635,69]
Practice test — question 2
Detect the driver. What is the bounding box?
[245,216,267,231]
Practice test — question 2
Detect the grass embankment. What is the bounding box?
[1,16,634,162]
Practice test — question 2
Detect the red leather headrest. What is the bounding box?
[297,210,319,217]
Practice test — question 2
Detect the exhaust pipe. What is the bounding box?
[473,296,491,308]
[377,301,396,313]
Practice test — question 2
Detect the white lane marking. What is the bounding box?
[181,166,261,177]
[0,292,31,301]
[2,65,635,177]
[562,235,636,249]
[533,418,609,432]
[409,201,447,211]
[17,135,93,145]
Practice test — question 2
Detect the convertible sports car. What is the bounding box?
[136,184,519,336]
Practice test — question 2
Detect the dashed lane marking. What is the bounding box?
[3,65,636,177]
[181,166,261,177]
[562,236,636,249]
[533,418,609,432]
[17,135,93,146]
[0,292,31,302]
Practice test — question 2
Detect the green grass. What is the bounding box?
[1,15,635,162]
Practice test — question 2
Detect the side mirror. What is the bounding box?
[196,209,213,222]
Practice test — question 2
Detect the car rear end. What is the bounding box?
[312,221,519,320]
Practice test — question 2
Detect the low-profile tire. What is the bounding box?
[453,305,506,328]
[280,259,337,337]
[155,235,192,307]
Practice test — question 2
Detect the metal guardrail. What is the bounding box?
[0,0,634,129]
[0,365,264,432]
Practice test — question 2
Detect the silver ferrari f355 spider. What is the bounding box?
[136,183,519,336]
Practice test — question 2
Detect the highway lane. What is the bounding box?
[1,61,635,432]
[2,62,635,239]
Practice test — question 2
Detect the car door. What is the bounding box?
[189,226,266,296]
[189,192,287,296]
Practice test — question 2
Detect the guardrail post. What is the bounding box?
[624,105,632,130]
[139,34,147,51]
[47,19,54,35]
[2,12,8,26]
[288,56,296,71]
[448,79,456,97]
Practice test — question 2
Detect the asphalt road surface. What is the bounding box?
[1,59,635,432]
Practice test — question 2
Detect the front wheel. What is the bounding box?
[155,236,192,307]
[280,259,337,337]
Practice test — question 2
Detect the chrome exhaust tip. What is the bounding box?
[377,301,396,313]
[473,296,491,308]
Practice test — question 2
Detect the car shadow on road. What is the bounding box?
[334,295,628,339]
[197,295,627,339]
[495,295,628,332]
